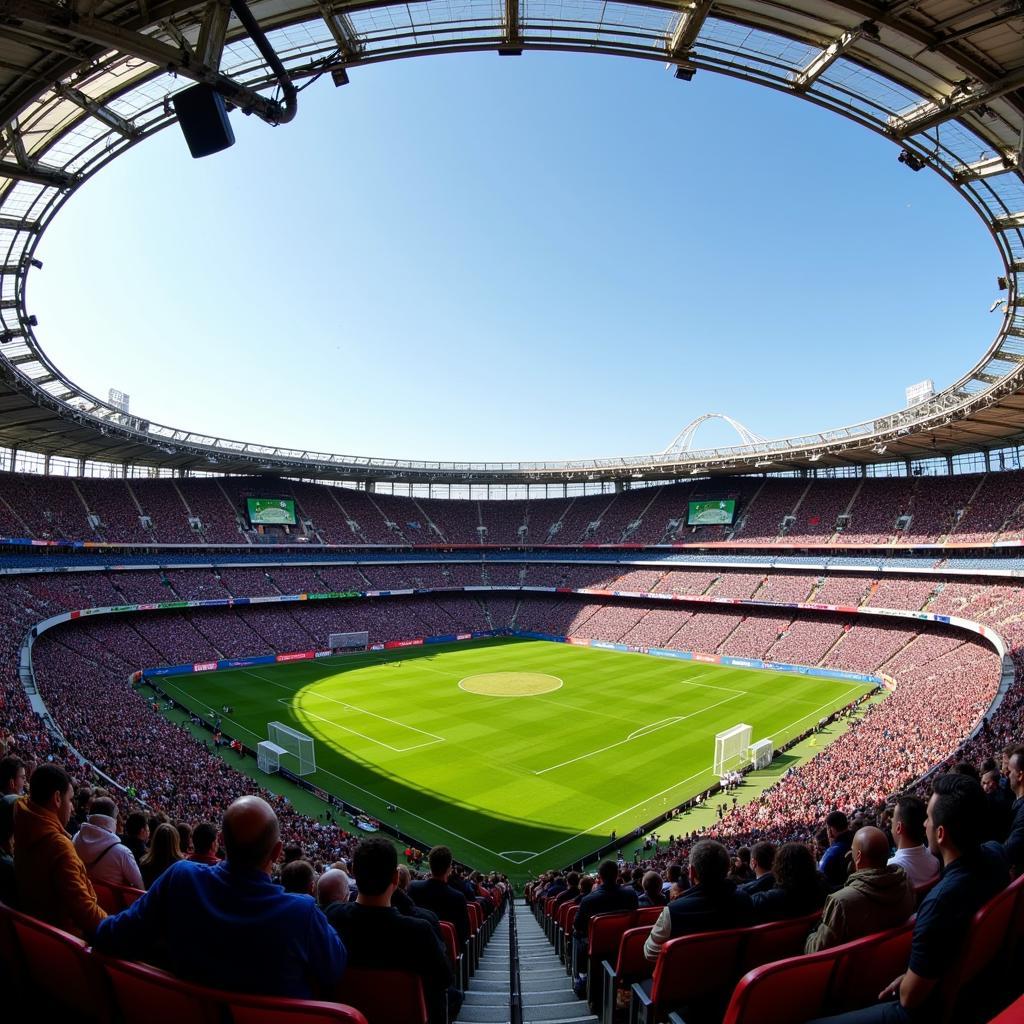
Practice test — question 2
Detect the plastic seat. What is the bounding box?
[630,925,746,1024]
[585,911,642,1010]
[989,992,1024,1024]
[9,907,111,1019]
[826,920,913,1014]
[439,919,466,990]
[936,875,1023,1024]
[228,993,368,1024]
[92,880,145,915]
[736,911,820,975]
[0,901,28,996]
[98,955,224,1024]
[720,949,836,1024]
[601,924,654,1024]
[334,966,429,1024]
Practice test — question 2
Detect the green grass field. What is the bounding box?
[158,638,874,879]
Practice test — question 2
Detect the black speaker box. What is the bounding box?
[172,84,235,159]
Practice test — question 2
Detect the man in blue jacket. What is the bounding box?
[819,810,855,889]
[92,795,346,998]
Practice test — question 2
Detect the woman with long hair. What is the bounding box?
[139,821,185,889]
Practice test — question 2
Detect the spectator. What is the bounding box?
[410,845,470,947]
[72,794,144,890]
[980,770,1013,842]
[139,822,184,889]
[175,822,193,857]
[121,811,149,865]
[819,811,854,890]
[638,870,666,907]
[1004,746,1024,874]
[12,763,107,937]
[887,796,939,890]
[739,842,776,895]
[92,795,346,998]
[554,870,581,908]
[317,867,350,910]
[0,794,15,906]
[807,774,1009,1023]
[281,858,317,897]
[392,863,445,940]
[730,847,755,883]
[327,837,453,1024]
[0,755,26,797]
[189,821,220,866]
[751,841,827,923]
[573,859,639,995]
[643,841,753,962]
[805,827,914,953]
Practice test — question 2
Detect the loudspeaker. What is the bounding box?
[172,84,235,159]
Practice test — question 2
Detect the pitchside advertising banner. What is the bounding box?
[246,498,298,526]
[687,499,737,526]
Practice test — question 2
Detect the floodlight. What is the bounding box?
[898,149,925,171]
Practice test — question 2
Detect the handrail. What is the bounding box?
[509,897,523,1024]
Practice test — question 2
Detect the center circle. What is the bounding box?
[458,672,564,697]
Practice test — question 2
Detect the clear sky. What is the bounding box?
[32,51,998,462]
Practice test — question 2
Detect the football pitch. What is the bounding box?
[159,637,874,878]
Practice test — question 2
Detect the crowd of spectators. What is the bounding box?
[3,466,1024,546]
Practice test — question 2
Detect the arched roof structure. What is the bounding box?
[0,0,1021,484]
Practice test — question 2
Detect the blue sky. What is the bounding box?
[33,52,997,461]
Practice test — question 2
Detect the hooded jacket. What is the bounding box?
[805,865,913,953]
[13,796,107,937]
[72,814,145,890]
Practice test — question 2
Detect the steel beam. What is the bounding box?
[0,217,38,232]
[791,23,876,92]
[317,0,362,59]
[889,65,1024,138]
[953,153,1018,182]
[667,0,714,58]
[56,84,139,139]
[195,0,232,69]
[0,160,73,188]
[0,0,288,124]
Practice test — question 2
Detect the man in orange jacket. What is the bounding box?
[13,763,107,938]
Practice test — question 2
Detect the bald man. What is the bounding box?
[805,826,914,953]
[92,796,346,997]
[318,867,351,909]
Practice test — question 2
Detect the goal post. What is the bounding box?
[713,723,752,775]
[329,631,369,654]
[749,738,774,770]
[257,741,288,775]
[266,722,317,776]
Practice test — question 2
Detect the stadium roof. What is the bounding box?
[0,0,1021,485]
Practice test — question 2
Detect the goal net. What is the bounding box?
[749,738,774,770]
[257,741,288,775]
[713,723,752,775]
[266,722,317,775]
[329,631,369,653]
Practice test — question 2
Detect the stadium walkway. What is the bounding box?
[457,900,597,1024]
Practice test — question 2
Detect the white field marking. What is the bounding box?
[275,698,443,753]
[159,682,502,859]
[533,691,744,776]
[764,685,866,740]
[519,684,873,866]
[498,851,540,864]
[627,717,685,741]
[242,669,446,743]
[457,674,563,696]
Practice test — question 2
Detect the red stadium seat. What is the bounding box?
[9,907,110,1019]
[631,926,746,1024]
[825,920,913,1014]
[227,994,368,1024]
[334,967,429,1024]
[438,919,465,990]
[563,903,580,967]
[600,924,654,1024]
[719,949,835,1024]
[989,992,1024,1024]
[735,911,821,975]
[98,955,224,1024]
[93,880,145,915]
[936,875,1024,1024]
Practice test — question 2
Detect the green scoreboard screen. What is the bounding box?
[246,497,297,526]
[687,499,737,526]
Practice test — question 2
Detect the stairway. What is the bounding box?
[456,901,597,1024]
[517,901,598,1024]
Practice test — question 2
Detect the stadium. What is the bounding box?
[0,0,1023,1022]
